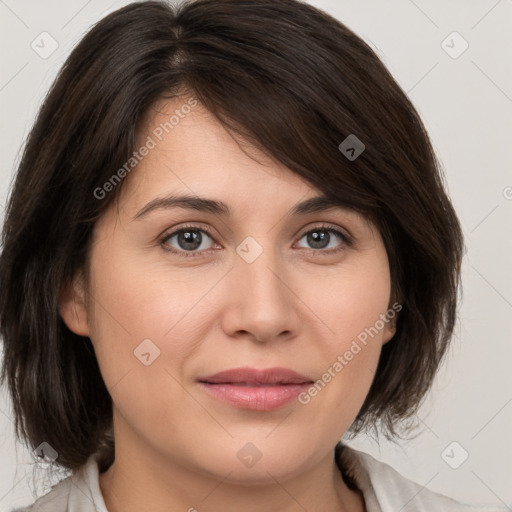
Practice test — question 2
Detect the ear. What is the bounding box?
[58,271,90,337]
[381,296,401,345]
[381,317,397,345]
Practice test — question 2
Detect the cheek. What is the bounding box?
[85,238,217,389]
[299,255,391,417]
[308,254,391,346]
[84,250,196,436]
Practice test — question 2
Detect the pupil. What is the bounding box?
[179,230,201,250]
[308,230,329,249]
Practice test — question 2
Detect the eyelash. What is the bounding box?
[159,223,352,259]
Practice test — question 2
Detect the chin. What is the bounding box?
[185,435,320,484]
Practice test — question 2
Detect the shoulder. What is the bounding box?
[9,454,108,512]
[336,443,508,512]
[9,477,72,512]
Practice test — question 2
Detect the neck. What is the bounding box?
[99,436,364,512]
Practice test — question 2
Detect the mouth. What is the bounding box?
[197,367,314,411]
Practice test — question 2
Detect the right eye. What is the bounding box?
[160,224,219,258]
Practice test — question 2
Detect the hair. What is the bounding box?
[0,0,463,473]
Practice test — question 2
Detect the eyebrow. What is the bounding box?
[133,193,352,220]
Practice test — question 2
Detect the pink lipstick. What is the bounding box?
[197,367,313,411]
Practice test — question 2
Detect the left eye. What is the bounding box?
[295,227,348,252]
[161,228,215,254]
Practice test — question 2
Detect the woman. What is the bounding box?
[0,1,505,511]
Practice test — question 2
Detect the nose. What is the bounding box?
[220,244,300,344]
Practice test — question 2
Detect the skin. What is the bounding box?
[60,95,396,512]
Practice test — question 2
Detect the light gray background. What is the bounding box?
[1,0,511,510]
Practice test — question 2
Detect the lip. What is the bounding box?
[197,367,314,411]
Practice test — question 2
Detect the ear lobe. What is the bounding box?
[58,272,89,337]
[382,293,401,345]
[381,319,396,345]
[381,306,398,345]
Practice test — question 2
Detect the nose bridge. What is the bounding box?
[236,237,286,305]
[224,235,297,341]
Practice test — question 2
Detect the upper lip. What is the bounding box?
[198,367,313,385]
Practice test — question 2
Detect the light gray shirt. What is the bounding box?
[11,445,508,511]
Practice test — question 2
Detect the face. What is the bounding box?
[60,95,395,484]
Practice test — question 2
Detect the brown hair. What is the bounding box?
[0,0,463,472]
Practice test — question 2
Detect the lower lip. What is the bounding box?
[198,382,311,411]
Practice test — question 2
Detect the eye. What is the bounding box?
[160,224,217,258]
[295,224,350,254]
[159,223,352,259]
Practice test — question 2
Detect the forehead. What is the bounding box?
[120,96,321,208]
[104,95,373,235]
